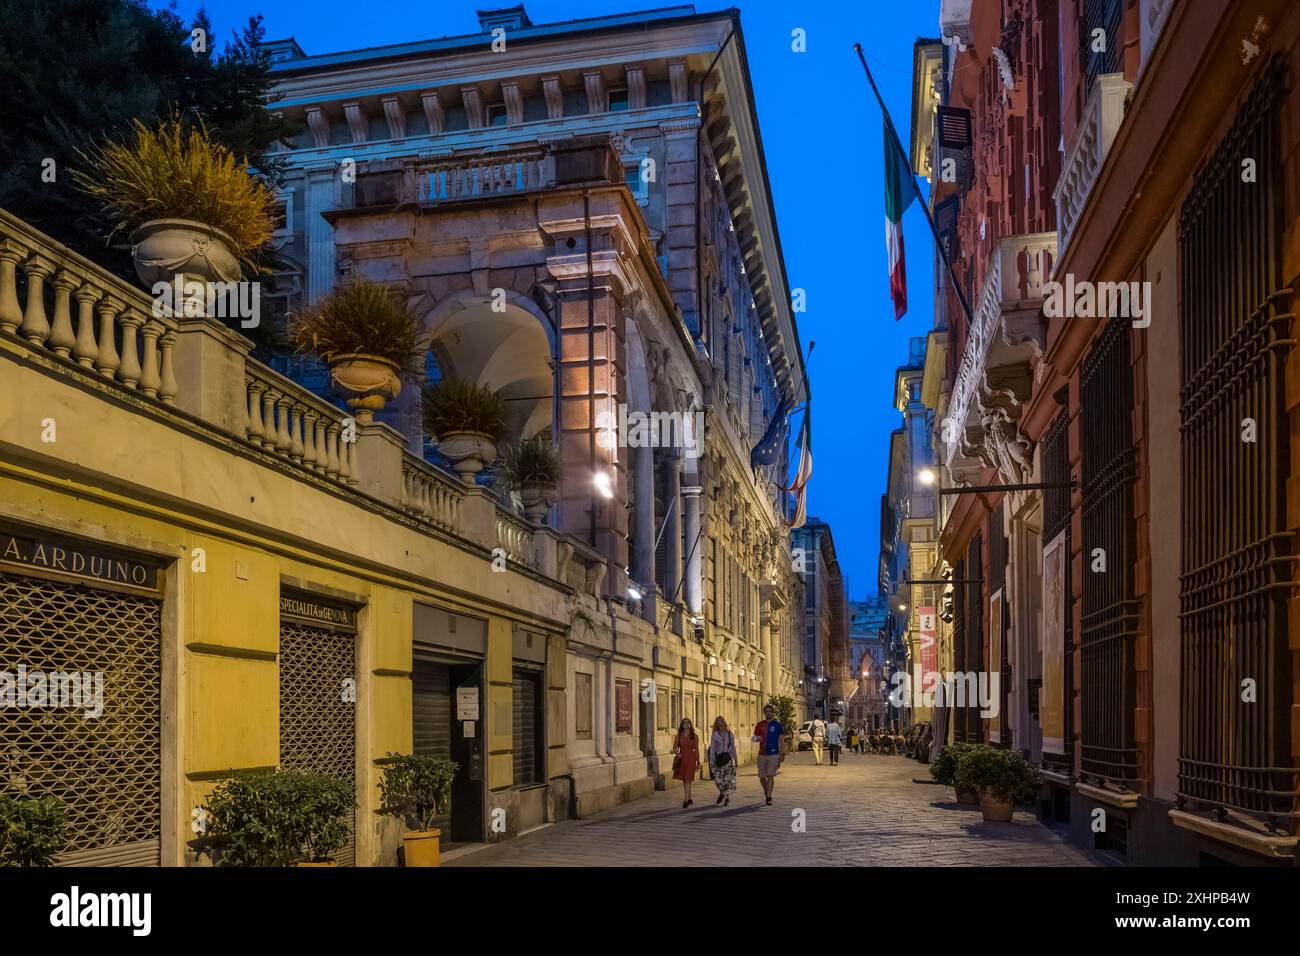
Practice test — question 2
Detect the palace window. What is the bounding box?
[1177,57,1297,830]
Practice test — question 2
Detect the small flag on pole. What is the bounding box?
[883,118,916,321]
[786,407,812,529]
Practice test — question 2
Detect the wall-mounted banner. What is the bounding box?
[1041,530,1067,754]
[918,607,938,692]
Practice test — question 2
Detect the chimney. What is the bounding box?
[477,5,532,32]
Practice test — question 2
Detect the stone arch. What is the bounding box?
[415,287,557,446]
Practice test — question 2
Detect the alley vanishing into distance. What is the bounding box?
[444,752,1100,867]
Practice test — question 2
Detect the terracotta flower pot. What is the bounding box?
[131,219,241,288]
[520,482,558,520]
[977,787,1015,822]
[293,860,338,867]
[439,431,497,483]
[329,353,401,423]
[402,828,441,867]
[955,785,979,805]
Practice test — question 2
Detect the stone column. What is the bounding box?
[682,484,703,614]
[548,258,629,577]
[304,164,339,304]
[661,455,682,605]
[631,443,656,587]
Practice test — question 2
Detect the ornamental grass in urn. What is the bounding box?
[422,378,507,483]
[290,281,423,422]
[73,117,276,287]
[497,437,563,520]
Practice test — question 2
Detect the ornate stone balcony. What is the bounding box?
[943,231,1056,486]
[1054,73,1132,256]
[0,207,613,604]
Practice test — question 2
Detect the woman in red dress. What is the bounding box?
[671,718,700,808]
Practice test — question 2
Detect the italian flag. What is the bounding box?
[883,119,916,321]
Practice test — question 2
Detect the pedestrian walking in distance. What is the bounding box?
[811,716,827,765]
[708,716,738,806]
[672,718,700,808]
[752,704,786,806]
[826,718,843,765]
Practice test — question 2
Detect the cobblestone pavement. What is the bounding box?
[445,750,1102,866]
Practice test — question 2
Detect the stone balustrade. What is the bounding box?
[1055,73,1132,256]
[0,209,179,403]
[411,148,554,203]
[495,508,535,568]
[401,455,464,532]
[243,362,358,486]
[1,206,622,608]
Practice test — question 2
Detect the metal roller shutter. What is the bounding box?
[412,661,452,759]
[512,670,541,786]
[0,572,162,866]
[278,619,356,866]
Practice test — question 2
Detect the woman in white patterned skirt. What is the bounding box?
[708,716,738,806]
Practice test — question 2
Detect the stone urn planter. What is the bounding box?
[977,788,1015,822]
[439,430,498,482]
[131,219,241,288]
[328,353,401,423]
[519,482,559,521]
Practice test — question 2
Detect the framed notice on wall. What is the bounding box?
[575,672,593,739]
[615,679,633,733]
[1041,530,1067,754]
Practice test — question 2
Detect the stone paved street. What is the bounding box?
[445,750,1102,866]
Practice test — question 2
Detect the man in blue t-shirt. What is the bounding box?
[752,704,785,806]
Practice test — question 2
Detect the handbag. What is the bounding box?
[713,732,733,766]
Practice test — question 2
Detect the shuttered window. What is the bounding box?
[1081,0,1123,93]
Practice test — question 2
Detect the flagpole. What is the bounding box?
[853,43,977,329]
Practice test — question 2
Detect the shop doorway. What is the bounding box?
[411,657,486,846]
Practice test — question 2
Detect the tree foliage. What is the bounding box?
[0,0,299,276]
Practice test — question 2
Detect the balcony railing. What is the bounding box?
[244,361,358,488]
[400,454,464,533]
[1054,73,1131,256]
[0,210,179,403]
[353,137,622,210]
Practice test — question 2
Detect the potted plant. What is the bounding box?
[497,437,563,519]
[289,281,423,422]
[0,794,68,866]
[287,772,354,867]
[203,769,353,866]
[377,753,458,868]
[74,117,275,288]
[953,745,1039,822]
[422,378,507,482]
[929,741,981,804]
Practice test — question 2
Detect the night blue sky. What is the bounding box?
[172,0,939,596]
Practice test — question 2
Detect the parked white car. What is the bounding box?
[797,721,815,750]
